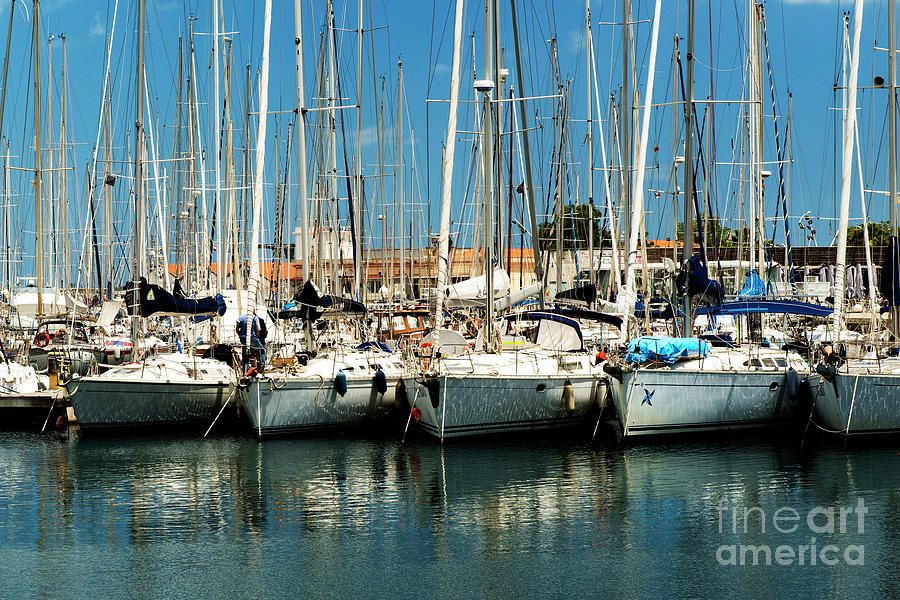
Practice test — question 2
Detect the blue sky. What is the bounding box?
[0,0,892,285]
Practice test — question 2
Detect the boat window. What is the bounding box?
[743,359,762,368]
[406,316,418,329]
[392,316,406,330]
[762,358,777,369]
[773,358,787,368]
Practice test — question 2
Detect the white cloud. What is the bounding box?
[90,11,104,36]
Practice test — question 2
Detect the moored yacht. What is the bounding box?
[67,352,236,432]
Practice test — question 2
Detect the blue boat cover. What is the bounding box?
[625,336,710,365]
[738,270,766,297]
[675,255,725,305]
[694,299,833,318]
[278,280,367,320]
[354,341,392,353]
[125,277,226,318]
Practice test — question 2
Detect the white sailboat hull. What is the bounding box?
[69,378,233,431]
[404,373,603,438]
[611,368,797,438]
[242,376,400,437]
[67,354,236,431]
[809,371,900,435]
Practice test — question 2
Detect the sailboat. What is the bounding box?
[237,0,405,437]
[605,0,823,439]
[67,0,236,432]
[401,0,607,440]
[809,0,900,436]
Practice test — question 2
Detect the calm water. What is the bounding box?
[0,430,897,600]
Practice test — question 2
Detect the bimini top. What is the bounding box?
[544,306,624,329]
[505,311,584,352]
[625,336,710,365]
[694,299,832,318]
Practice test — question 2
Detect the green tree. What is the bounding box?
[537,203,609,251]
[675,217,740,247]
[847,221,891,246]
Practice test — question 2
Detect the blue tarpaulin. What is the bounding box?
[738,270,766,298]
[625,336,710,365]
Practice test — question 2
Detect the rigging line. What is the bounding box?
[692,57,741,73]
[761,9,795,291]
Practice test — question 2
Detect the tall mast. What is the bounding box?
[480,0,496,351]
[294,0,310,283]
[212,0,223,290]
[354,0,363,300]
[433,0,464,328]
[170,37,183,286]
[509,0,544,307]
[834,0,863,332]
[32,0,43,315]
[682,0,695,336]
[132,0,146,342]
[397,61,405,298]
[621,0,632,256]
[326,0,338,294]
[585,0,594,294]
[889,0,899,340]
[248,0,273,353]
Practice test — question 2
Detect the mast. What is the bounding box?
[212,0,223,290]
[397,61,405,298]
[834,1,862,332]
[625,0,662,317]
[621,0,632,257]
[890,0,900,340]
[132,0,146,343]
[433,0,464,328]
[170,37,183,286]
[479,0,496,352]
[354,0,363,300]
[32,0,43,315]
[294,0,310,283]
[585,0,594,294]
[509,0,544,307]
[248,0,273,365]
[682,0,695,336]
[326,0,339,294]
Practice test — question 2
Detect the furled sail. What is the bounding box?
[125,277,226,318]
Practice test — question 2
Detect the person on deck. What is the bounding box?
[236,313,267,371]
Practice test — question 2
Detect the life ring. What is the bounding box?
[34,331,51,348]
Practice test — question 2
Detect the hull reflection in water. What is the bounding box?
[0,434,895,598]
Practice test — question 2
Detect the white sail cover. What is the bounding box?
[421,328,469,356]
[11,289,88,316]
[445,269,510,307]
[535,316,583,352]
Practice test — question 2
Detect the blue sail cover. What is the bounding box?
[880,236,900,306]
[676,255,725,305]
[625,336,710,365]
[125,277,226,318]
[278,280,367,320]
[738,270,766,298]
[695,299,833,318]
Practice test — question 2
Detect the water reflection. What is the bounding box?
[0,432,897,598]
